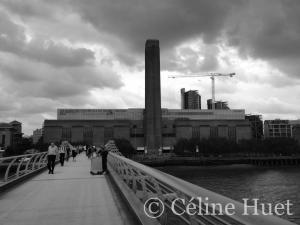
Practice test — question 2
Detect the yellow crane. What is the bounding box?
[169,73,236,110]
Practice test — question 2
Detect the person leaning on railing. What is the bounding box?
[47,143,58,174]
[100,146,109,174]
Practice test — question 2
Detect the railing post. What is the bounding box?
[4,158,18,182]
[139,172,149,202]
[38,153,47,168]
[123,162,131,186]
[130,167,137,193]
[25,155,36,172]
[31,154,40,170]
[16,157,25,178]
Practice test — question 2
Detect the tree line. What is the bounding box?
[174,137,300,156]
[3,136,299,157]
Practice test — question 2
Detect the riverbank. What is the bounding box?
[135,155,300,167]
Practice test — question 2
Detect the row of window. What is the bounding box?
[61,127,238,139]
[192,127,237,139]
[61,128,113,140]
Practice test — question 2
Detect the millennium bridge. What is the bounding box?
[0,141,296,225]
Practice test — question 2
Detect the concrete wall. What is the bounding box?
[176,126,192,139]
[93,127,105,146]
[130,137,145,148]
[199,126,210,139]
[0,130,11,148]
[114,126,130,139]
[162,137,176,147]
[44,126,62,143]
[71,126,83,143]
[43,119,252,147]
[236,126,252,141]
[218,126,228,138]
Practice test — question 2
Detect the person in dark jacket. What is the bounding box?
[71,147,77,161]
[100,147,109,174]
[58,144,66,166]
[66,146,70,161]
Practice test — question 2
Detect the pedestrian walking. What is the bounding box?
[91,146,97,157]
[58,144,66,166]
[66,145,70,161]
[87,146,92,159]
[47,142,58,174]
[71,146,77,161]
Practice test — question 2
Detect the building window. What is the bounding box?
[82,127,93,144]
[104,127,113,142]
[62,128,71,141]
[228,127,236,140]
[1,134,5,146]
[192,127,200,138]
[131,133,145,138]
[210,127,218,138]
[162,132,176,137]
[83,127,93,138]
[130,127,144,137]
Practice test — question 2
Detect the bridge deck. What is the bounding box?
[0,154,127,225]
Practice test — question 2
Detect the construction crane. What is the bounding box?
[169,72,236,110]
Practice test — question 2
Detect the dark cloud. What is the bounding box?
[225,0,300,77]
[2,0,300,77]
[0,11,95,67]
[63,0,300,78]
[37,0,243,67]
[0,54,123,99]
[0,0,58,18]
[77,0,238,46]
[1,0,300,134]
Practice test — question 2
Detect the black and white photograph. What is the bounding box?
[0,0,300,224]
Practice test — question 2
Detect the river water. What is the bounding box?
[159,165,300,224]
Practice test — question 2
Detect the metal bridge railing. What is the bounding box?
[0,152,57,186]
[107,145,296,225]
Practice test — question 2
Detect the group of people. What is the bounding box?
[86,145,109,175]
[47,142,109,175]
[47,142,79,174]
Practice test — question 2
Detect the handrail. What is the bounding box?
[0,153,46,160]
[107,147,296,225]
[0,152,59,185]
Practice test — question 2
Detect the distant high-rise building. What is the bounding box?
[33,128,43,144]
[246,114,263,139]
[181,88,201,109]
[207,99,229,110]
[264,119,292,138]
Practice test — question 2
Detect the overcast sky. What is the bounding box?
[0,0,300,135]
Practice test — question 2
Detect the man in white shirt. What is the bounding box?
[47,142,58,174]
[58,144,66,166]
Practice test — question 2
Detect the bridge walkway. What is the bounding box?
[0,154,131,225]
